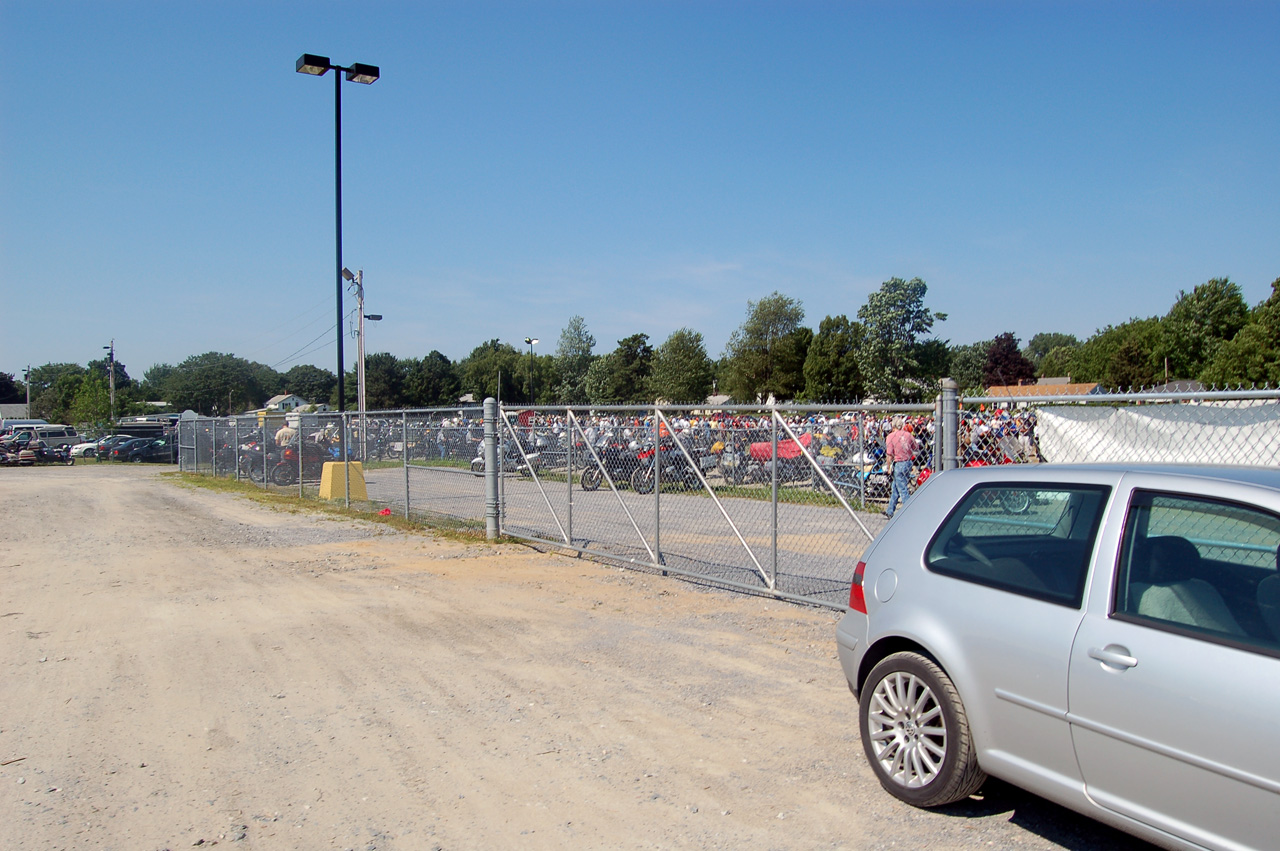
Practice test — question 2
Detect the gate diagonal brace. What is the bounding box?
[773,410,875,543]
[500,410,570,544]
[568,411,658,564]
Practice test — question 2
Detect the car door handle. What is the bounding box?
[1088,645,1138,670]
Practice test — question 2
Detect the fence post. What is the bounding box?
[654,404,662,569]
[402,411,410,520]
[771,407,779,585]
[211,419,218,478]
[941,378,959,471]
[344,411,351,508]
[566,409,573,545]
[233,418,241,479]
[484,397,499,540]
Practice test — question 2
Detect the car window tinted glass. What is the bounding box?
[926,484,1109,607]
[1116,491,1280,652]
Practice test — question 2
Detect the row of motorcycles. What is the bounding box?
[0,440,74,467]
[472,426,915,500]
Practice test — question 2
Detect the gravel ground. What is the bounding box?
[0,464,1152,850]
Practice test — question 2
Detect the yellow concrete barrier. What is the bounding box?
[319,461,367,501]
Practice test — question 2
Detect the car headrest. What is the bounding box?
[1146,536,1201,584]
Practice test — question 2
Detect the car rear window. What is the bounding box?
[926,483,1110,607]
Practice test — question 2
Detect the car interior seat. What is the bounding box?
[1256,550,1280,643]
[1132,535,1242,634]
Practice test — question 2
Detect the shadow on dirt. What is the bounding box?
[940,778,1156,850]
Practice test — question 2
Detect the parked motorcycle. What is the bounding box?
[269,440,336,486]
[720,431,816,487]
[469,437,541,477]
[629,438,707,494]
[579,436,641,491]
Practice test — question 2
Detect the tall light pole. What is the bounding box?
[524,337,539,405]
[103,340,115,425]
[23,365,30,414]
[295,53,379,423]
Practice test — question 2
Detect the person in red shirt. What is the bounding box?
[883,417,920,518]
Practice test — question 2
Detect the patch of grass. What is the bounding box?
[165,472,493,543]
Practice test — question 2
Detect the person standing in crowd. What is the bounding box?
[883,417,920,519]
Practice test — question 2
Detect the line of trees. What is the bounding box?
[6,274,1277,427]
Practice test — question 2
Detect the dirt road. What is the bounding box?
[1,465,1146,850]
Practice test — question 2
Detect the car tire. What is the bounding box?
[580,467,603,491]
[131,455,143,463]
[859,651,986,808]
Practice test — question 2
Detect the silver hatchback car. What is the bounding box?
[836,464,1280,851]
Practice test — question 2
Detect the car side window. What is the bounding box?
[926,483,1109,607]
[1116,491,1280,653]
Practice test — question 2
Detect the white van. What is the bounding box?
[23,424,80,449]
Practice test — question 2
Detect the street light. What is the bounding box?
[524,337,539,404]
[295,52,379,426]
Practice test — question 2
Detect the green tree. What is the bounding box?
[404,351,460,407]
[164,352,269,415]
[721,292,809,402]
[1154,278,1249,380]
[139,363,176,402]
[949,341,990,392]
[1201,277,1280,386]
[361,352,408,411]
[66,375,112,429]
[0,372,23,404]
[1065,317,1160,387]
[856,277,947,402]
[554,316,596,405]
[1039,345,1077,379]
[983,333,1037,388]
[1110,336,1158,389]
[650,328,715,403]
[801,315,864,402]
[27,363,88,421]
[460,339,522,403]
[1022,333,1080,372]
[583,353,619,405]
[282,364,337,406]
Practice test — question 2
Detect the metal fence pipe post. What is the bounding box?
[234,418,241,479]
[771,408,779,585]
[654,404,662,568]
[344,411,351,508]
[211,420,218,478]
[402,411,410,519]
[298,420,304,499]
[566,409,573,545]
[941,378,959,471]
[934,393,943,475]
[858,414,865,503]
[261,418,267,488]
[484,397,499,540]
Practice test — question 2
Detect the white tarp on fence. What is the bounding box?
[1036,401,1280,465]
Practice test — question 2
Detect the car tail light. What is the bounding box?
[849,560,867,613]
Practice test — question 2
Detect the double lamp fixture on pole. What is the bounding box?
[294,53,379,421]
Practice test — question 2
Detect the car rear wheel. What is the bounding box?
[859,651,985,808]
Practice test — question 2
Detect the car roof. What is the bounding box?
[940,463,1280,491]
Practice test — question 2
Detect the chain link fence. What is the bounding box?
[176,384,1280,610]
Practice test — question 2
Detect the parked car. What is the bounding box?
[95,434,135,459]
[836,463,1280,851]
[107,438,152,461]
[70,439,101,458]
[121,437,177,464]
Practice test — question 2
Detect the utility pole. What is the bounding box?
[23,365,30,413]
[103,341,116,425]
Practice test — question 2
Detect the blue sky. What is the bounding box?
[2,1,1277,381]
